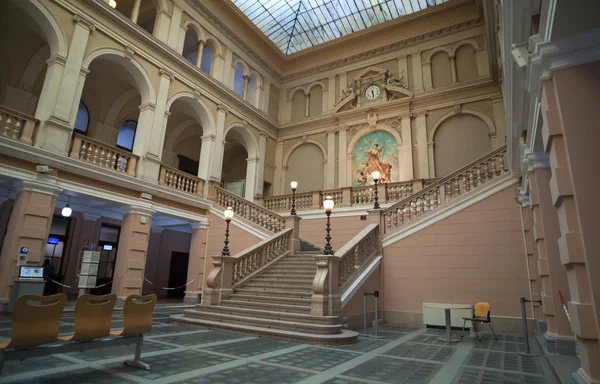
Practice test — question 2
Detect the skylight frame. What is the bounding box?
[231,0,446,55]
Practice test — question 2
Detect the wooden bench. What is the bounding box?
[0,293,157,374]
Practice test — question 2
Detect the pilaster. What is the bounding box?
[338,126,348,187]
[184,218,210,304]
[415,112,429,179]
[326,130,336,189]
[273,140,284,195]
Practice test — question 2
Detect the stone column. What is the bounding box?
[184,219,210,304]
[33,55,66,125]
[195,40,204,68]
[222,49,234,86]
[327,76,336,111]
[273,140,284,195]
[531,161,575,354]
[261,78,271,113]
[422,61,433,91]
[400,115,414,181]
[255,131,268,198]
[326,130,336,189]
[212,53,227,83]
[153,10,171,43]
[130,0,142,23]
[542,73,600,383]
[415,112,429,179]
[321,85,329,113]
[304,92,310,117]
[210,105,228,182]
[166,1,183,49]
[338,126,348,187]
[449,55,458,83]
[339,73,348,92]
[242,75,250,100]
[136,69,172,183]
[0,182,59,300]
[111,205,154,300]
[244,157,259,202]
[411,51,424,92]
[198,133,215,182]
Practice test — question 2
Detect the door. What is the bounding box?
[91,224,120,295]
[167,252,189,299]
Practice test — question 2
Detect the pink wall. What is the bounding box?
[343,267,381,317]
[205,213,262,258]
[383,184,530,318]
[299,215,370,251]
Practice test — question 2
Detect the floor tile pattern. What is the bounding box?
[384,342,456,362]
[341,356,441,384]
[176,363,313,383]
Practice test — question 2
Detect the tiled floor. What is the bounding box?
[0,307,559,384]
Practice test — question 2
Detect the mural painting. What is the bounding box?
[353,130,399,186]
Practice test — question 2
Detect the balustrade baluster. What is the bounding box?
[2,116,11,137]
[11,120,21,140]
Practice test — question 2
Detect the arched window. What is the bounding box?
[74,101,89,134]
[201,44,213,74]
[233,63,245,97]
[116,120,137,152]
[182,28,199,65]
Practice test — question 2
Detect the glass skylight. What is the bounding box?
[231,0,447,55]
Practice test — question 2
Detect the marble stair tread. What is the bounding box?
[257,273,315,280]
[238,282,313,291]
[230,293,312,304]
[251,277,314,284]
[234,288,313,298]
[221,299,311,313]
[181,310,342,334]
[170,314,358,345]
[195,305,337,324]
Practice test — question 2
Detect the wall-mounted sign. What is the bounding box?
[17,247,28,266]
[103,244,113,251]
[47,237,60,245]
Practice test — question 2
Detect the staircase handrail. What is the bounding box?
[310,223,381,317]
[203,228,293,306]
[382,144,508,234]
[214,186,285,233]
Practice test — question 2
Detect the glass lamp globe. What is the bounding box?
[371,171,381,181]
[224,206,234,220]
[290,181,298,190]
[109,0,117,8]
[323,196,334,212]
[61,204,72,218]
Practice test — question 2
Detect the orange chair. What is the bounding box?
[460,302,498,341]
[58,294,117,342]
[0,294,67,351]
[110,294,157,337]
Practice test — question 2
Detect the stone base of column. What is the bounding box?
[37,116,73,155]
[201,288,220,306]
[183,294,201,305]
[543,333,578,356]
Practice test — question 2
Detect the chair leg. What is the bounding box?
[460,319,467,339]
[0,351,4,375]
[472,320,481,341]
[488,322,498,341]
[124,337,150,370]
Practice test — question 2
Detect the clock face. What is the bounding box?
[365,85,381,100]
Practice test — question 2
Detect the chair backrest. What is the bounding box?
[474,302,491,319]
[71,294,117,341]
[8,293,67,349]
[120,294,157,337]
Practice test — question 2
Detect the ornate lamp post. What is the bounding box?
[323,196,335,255]
[221,206,234,256]
[290,181,298,215]
[371,171,381,209]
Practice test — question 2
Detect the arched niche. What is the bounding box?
[308,84,323,117]
[222,123,259,200]
[290,88,306,120]
[432,114,492,177]
[431,51,452,88]
[455,45,478,83]
[283,142,326,194]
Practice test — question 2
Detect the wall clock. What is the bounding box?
[364,84,381,100]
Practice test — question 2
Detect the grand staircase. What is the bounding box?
[172,240,359,345]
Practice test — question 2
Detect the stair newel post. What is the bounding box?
[284,215,302,255]
[311,255,341,318]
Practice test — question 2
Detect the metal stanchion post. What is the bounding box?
[374,291,379,338]
[363,292,368,336]
[518,297,542,357]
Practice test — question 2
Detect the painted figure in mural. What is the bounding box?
[366,144,392,183]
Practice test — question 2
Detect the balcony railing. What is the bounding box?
[215,187,285,233]
[69,133,138,177]
[259,180,434,212]
[0,106,38,145]
[159,165,204,196]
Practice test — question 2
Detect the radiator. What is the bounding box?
[422,303,473,328]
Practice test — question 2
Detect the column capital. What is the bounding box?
[46,54,67,67]
[217,104,229,115]
[73,14,96,32]
[139,102,156,112]
[259,130,268,138]
[164,110,171,118]
[246,156,260,164]
[16,180,61,197]
[413,110,428,117]
[191,217,210,229]
[201,133,216,141]
[159,68,175,81]
[125,204,156,216]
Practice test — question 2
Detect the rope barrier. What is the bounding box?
[44,274,122,291]
[143,277,195,290]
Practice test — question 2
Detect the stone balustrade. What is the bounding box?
[0,106,38,145]
[215,187,285,233]
[259,180,425,212]
[311,223,381,317]
[159,165,204,196]
[69,133,139,176]
[203,228,294,305]
[382,145,508,234]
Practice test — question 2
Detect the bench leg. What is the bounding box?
[0,351,4,375]
[124,337,150,370]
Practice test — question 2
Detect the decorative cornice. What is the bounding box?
[159,68,175,81]
[217,104,229,115]
[139,102,156,112]
[74,14,96,32]
[191,217,210,229]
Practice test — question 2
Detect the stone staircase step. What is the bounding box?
[230,293,311,305]
[235,288,313,299]
[197,305,337,324]
[267,267,316,273]
[241,282,312,291]
[170,314,358,345]
[251,277,314,284]
[260,271,316,277]
[275,260,316,265]
[181,309,341,334]
[221,299,311,314]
